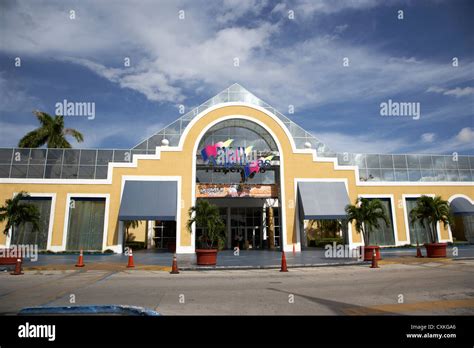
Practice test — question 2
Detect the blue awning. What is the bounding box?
[297,182,350,220]
[119,181,177,220]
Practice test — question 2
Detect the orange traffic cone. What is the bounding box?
[292,243,296,256]
[370,248,379,268]
[127,248,135,268]
[416,242,423,258]
[170,254,180,274]
[280,250,288,272]
[11,258,24,275]
[75,249,85,267]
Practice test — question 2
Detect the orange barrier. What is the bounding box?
[370,249,379,268]
[170,254,180,274]
[127,248,135,268]
[11,258,24,275]
[280,250,288,272]
[75,249,85,267]
[416,243,423,258]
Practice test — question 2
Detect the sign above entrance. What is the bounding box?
[196,184,278,198]
[200,139,274,180]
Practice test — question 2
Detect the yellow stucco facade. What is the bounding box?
[0,104,473,252]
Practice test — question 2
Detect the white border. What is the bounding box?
[1,102,472,188]
[446,194,474,242]
[60,193,110,252]
[119,176,184,253]
[401,194,448,244]
[3,192,56,250]
[357,194,403,246]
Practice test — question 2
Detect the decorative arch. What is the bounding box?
[182,108,290,252]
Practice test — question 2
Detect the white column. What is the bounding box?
[227,207,231,248]
[147,220,154,249]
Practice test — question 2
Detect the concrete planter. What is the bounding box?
[424,243,447,258]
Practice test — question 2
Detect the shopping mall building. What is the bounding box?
[0,84,473,253]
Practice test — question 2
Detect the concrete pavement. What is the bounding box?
[11,244,474,271]
[1,258,473,315]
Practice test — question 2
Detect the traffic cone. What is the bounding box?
[170,253,180,274]
[127,248,135,268]
[11,258,24,275]
[75,249,85,267]
[280,250,288,272]
[370,248,379,269]
[292,243,296,256]
[416,242,423,258]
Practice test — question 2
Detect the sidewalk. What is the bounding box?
[9,244,473,272]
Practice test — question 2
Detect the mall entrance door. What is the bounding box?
[231,226,262,250]
[230,207,262,250]
[153,220,177,252]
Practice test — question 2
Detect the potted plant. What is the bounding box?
[187,200,226,265]
[345,198,390,261]
[409,195,453,258]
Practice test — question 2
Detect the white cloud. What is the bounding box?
[0,73,41,113]
[216,0,268,24]
[0,0,473,155]
[272,0,381,18]
[421,133,436,143]
[427,86,474,98]
[456,127,474,143]
[412,127,474,154]
[3,0,472,111]
[0,121,37,147]
[313,126,474,155]
[444,87,474,98]
[0,116,165,148]
[311,131,410,154]
[334,24,349,34]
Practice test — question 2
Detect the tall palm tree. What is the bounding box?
[187,200,225,249]
[0,192,40,238]
[409,195,453,244]
[18,111,84,148]
[345,198,390,246]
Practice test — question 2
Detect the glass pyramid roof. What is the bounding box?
[132,83,331,154]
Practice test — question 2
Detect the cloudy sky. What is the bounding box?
[0,0,473,154]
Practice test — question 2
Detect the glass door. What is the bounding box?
[231,227,245,249]
[245,227,261,249]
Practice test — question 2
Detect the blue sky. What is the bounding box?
[0,0,473,154]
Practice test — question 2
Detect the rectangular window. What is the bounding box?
[366,198,395,246]
[11,197,52,250]
[405,198,431,244]
[66,197,106,251]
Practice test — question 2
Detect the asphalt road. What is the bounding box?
[1,259,473,315]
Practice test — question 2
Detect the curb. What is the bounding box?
[179,260,368,271]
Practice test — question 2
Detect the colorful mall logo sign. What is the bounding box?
[200,139,273,178]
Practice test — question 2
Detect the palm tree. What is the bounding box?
[409,195,453,244]
[18,110,84,148]
[0,192,40,240]
[187,200,225,249]
[345,198,390,246]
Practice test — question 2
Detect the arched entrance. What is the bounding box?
[449,195,474,244]
[193,118,283,250]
